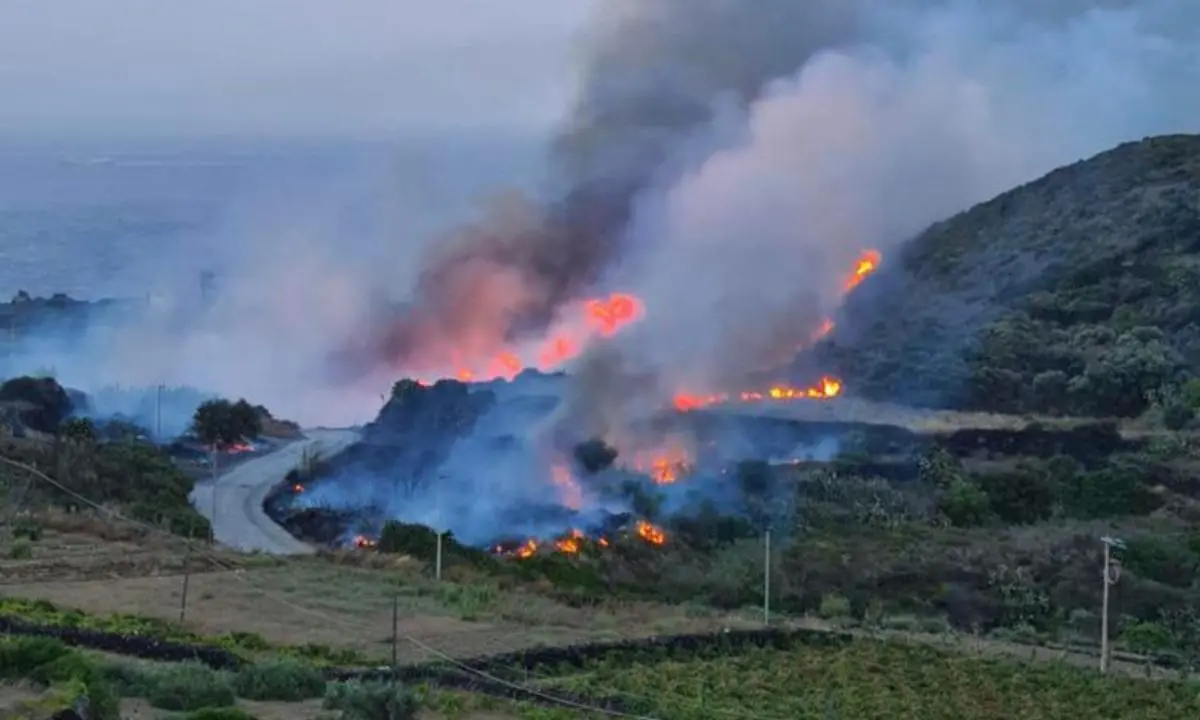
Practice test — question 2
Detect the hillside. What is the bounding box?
[818,134,1200,419]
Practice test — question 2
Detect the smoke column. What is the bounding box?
[357,0,1200,403]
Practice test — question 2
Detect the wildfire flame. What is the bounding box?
[429,292,646,384]
[636,521,666,545]
[630,439,694,485]
[515,538,537,558]
[672,375,843,412]
[842,249,881,295]
[554,528,586,554]
[291,483,305,494]
[354,535,376,549]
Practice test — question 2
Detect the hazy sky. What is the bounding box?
[0,0,595,141]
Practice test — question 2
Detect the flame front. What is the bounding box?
[413,292,646,384]
[637,521,666,545]
[672,375,843,412]
[554,528,586,554]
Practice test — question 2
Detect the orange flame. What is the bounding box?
[636,521,666,545]
[291,483,305,494]
[427,292,645,383]
[515,538,538,558]
[354,535,376,549]
[842,249,881,294]
[554,528,586,554]
[672,375,843,412]
[585,293,645,336]
[630,439,693,485]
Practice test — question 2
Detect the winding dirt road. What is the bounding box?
[189,429,359,554]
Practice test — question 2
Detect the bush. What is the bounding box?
[818,593,852,620]
[11,515,43,541]
[175,707,260,720]
[0,636,73,676]
[0,637,119,720]
[7,539,32,559]
[143,662,236,711]
[1162,401,1194,430]
[324,680,419,720]
[233,658,326,701]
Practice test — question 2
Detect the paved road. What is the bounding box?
[189,428,359,554]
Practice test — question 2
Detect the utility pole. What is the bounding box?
[179,547,191,626]
[435,529,444,581]
[391,594,399,686]
[1100,535,1125,673]
[209,446,219,545]
[763,527,772,627]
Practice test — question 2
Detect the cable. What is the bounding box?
[0,453,760,719]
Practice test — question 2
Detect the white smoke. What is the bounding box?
[605,0,1200,394]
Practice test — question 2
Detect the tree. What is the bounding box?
[230,399,263,440]
[191,398,259,448]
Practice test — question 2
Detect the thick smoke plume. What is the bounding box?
[7,0,1200,452]
[358,0,1200,408]
[289,0,1200,547]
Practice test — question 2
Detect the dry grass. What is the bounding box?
[1,536,748,664]
[712,395,1171,435]
[0,510,275,583]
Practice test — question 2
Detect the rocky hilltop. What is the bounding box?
[819,134,1200,418]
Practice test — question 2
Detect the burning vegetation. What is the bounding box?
[274,250,882,562]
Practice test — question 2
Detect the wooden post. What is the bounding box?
[179,547,191,626]
[763,528,771,627]
[391,594,400,685]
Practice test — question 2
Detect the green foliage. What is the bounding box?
[375,521,496,571]
[1122,620,1177,655]
[543,639,1200,718]
[1121,535,1199,588]
[323,680,419,720]
[0,596,369,666]
[922,450,990,527]
[938,480,991,527]
[142,662,236,711]
[192,398,261,447]
[59,416,97,443]
[173,708,259,720]
[232,658,326,701]
[976,465,1056,524]
[0,636,120,720]
[11,515,43,541]
[7,539,32,558]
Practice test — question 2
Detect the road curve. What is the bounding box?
[189,428,359,554]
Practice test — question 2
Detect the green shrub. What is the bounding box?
[1121,620,1176,654]
[175,707,260,720]
[324,680,418,720]
[6,539,32,559]
[0,637,119,720]
[11,516,43,541]
[0,636,73,677]
[818,593,852,620]
[232,659,326,701]
[143,662,236,712]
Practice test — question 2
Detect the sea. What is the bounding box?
[0,133,547,299]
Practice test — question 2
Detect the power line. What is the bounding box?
[0,454,789,719]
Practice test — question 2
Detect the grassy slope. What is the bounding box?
[819,134,1200,414]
